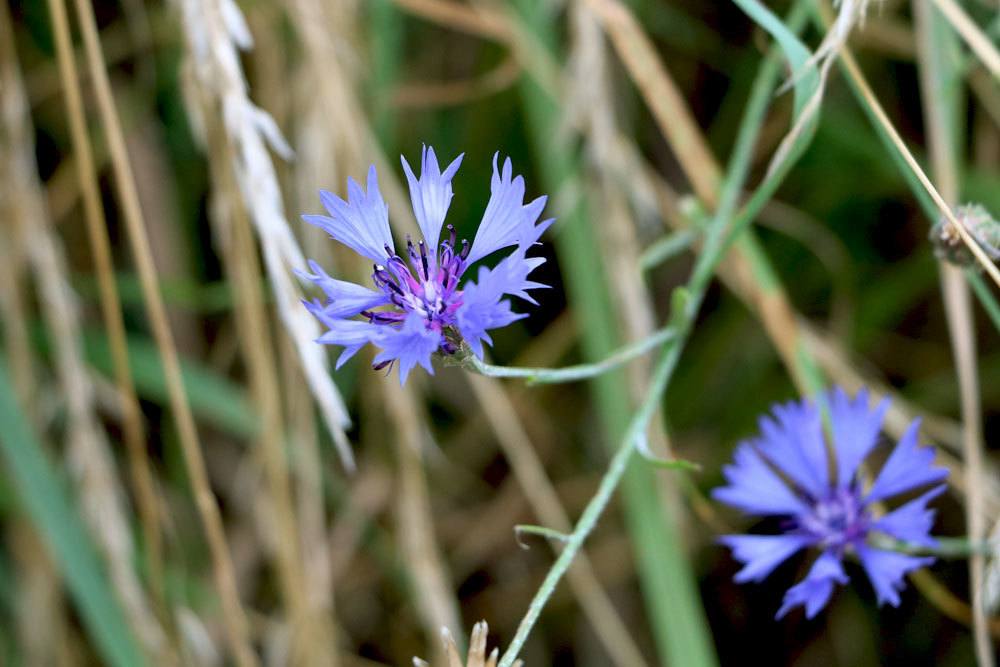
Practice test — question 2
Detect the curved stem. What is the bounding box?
[464,325,676,383]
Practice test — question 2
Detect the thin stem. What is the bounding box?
[500,284,698,667]
[499,4,817,662]
[875,535,998,559]
[68,0,257,663]
[929,0,1000,78]
[835,37,1000,288]
[514,525,571,545]
[969,271,1000,333]
[464,371,651,667]
[464,326,676,383]
[639,229,698,271]
[912,2,992,664]
[45,0,164,612]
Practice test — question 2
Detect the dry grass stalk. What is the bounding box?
[281,3,466,654]
[0,3,169,659]
[206,122,318,660]
[174,0,355,471]
[569,0,681,454]
[394,0,510,41]
[826,19,1000,286]
[11,527,73,666]
[913,2,994,663]
[43,0,165,608]
[67,0,257,662]
[929,0,1000,78]
[0,7,39,416]
[385,379,463,660]
[279,330,340,663]
[466,372,650,667]
[391,56,522,109]
[583,0,722,207]
[0,224,36,409]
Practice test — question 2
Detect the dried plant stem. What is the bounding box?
[939,269,991,659]
[913,2,993,663]
[68,0,257,663]
[583,0,721,207]
[279,332,339,665]
[392,0,509,41]
[10,526,69,666]
[45,0,164,609]
[835,45,1000,288]
[384,381,462,657]
[466,373,649,667]
[217,150,312,655]
[3,3,168,658]
[391,55,521,109]
[910,569,1000,636]
[929,0,1000,78]
[178,0,354,472]
[0,9,38,422]
[0,242,35,408]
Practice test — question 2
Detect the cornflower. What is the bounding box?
[714,388,948,618]
[299,146,551,383]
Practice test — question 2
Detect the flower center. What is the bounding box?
[797,486,869,552]
[364,224,470,353]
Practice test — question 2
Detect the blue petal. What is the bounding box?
[371,312,442,384]
[297,260,389,318]
[756,398,829,498]
[712,443,812,516]
[719,534,813,583]
[829,387,890,488]
[776,551,848,619]
[304,166,394,263]
[455,264,526,358]
[467,154,539,265]
[871,484,946,548]
[517,197,550,248]
[856,544,933,607]
[489,248,549,305]
[308,312,380,369]
[865,419,948,504]
[401,145,464,251]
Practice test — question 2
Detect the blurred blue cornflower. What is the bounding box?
[713,388,948,619]
[299,146,551,383]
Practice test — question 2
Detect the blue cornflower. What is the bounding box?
[299,146,552,383]
[713,388,948,619]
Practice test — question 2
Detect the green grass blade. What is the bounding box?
[514,3,718,665]
[0,360,146,667]
[81,330,257,438]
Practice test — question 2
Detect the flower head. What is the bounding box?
[713,387,948,619]
[300,146,552,383]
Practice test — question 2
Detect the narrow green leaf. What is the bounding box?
[0,360,146,667]
[80,330,257,437]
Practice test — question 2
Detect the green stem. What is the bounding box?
[874,535,997,559]
[464,325,676,383]
[501,322,690,667]
[500,2,817,663]
[639,228,698,270]
[968,270,1000,334]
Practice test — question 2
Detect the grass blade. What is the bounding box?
[0,360,146,667]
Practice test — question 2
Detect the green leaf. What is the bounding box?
[0,360,146,667]
[80,330,258,438]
